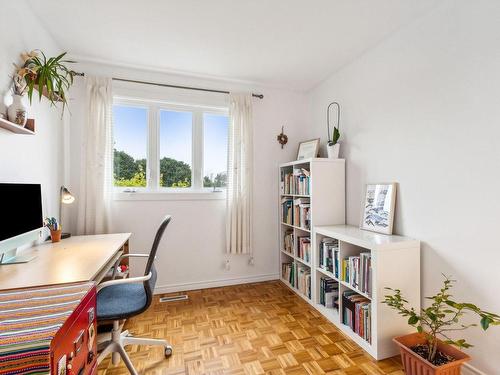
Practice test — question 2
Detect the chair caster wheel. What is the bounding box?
[165,346,173,357]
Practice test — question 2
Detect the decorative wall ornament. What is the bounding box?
[276,126,288,149]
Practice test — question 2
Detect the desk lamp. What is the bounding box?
[59,186,75,239]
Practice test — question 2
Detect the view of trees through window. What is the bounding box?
[113,104,228,189]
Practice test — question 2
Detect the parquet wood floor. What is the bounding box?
[98,281,403,375]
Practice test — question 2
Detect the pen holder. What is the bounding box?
[50,229,62,243]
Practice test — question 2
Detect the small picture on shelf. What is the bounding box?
[296,138,320,160]
[360,183,396,235]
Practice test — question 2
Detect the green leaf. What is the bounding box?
[481,316,491,330]
[408,316,419,325]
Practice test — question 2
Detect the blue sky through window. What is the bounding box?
[160,110,192,166]
[113,105,147,159]
[204,113,229,177]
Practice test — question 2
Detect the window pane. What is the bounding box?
[113,105,148,187]
[159,110,192,188]
[203,113,229,188]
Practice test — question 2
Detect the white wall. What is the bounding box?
[66,61,308,293]
[0,1,64,235]
[306,1,500,373]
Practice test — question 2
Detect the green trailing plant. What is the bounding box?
[384,275,500,363]
[14,50,75,114]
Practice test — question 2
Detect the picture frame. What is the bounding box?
[360,183,397,235]
[297,138,320,160]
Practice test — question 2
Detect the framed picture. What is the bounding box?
[360,183,397,235]
[297,138,320,160]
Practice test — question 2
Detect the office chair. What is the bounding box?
[96,215,172,375]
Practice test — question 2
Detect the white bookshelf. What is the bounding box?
[313,225,420,360]
[279,158,345,306]
[278,159,420,360]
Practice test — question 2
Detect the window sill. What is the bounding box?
[113,190,226,201]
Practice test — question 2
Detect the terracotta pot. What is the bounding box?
[50,229,62,243]
[393,333,471,375]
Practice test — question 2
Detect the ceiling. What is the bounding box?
[27,0,438,91]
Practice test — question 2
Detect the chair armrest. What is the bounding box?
[111,253,149,279]
[97,272,152,293]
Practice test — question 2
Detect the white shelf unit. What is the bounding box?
[279,158,345,303]
[313,225,420,360]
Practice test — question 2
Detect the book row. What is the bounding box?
[342,290,371,343]
[297,236,311,263]
[319,277,339,309]
[283,230,294,254]
[341,252,372,296]
[297,267,311,298]
[282,262,295,287]
[281,168,310,195]
[319,238,340,278]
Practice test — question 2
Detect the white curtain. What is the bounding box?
[76,76,113,235]
[226,93,253,254]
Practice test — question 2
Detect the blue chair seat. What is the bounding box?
[97,283,148,321]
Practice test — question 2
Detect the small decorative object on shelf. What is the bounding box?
[326,101,341,158]
[296,138,320,160]
[276,125,288,149]
[384,275,500,375]
[7,75,29,126]
[12,50,76,115]
[360,183,397,235]
[44,217,62,243]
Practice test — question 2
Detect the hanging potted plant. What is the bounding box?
[13,50,75,115]
[326,101,341,158]
[384,275,500,375]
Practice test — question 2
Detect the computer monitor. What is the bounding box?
[0,183,43,264]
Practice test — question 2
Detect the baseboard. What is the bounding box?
[462,363,487,375]
[153,273,279,294]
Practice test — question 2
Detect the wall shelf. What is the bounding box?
[0,118,35,135]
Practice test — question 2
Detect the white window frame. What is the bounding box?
[112,96,229,201]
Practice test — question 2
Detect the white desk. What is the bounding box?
[0,233,131,290]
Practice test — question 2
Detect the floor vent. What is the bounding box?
[159,295,188,303]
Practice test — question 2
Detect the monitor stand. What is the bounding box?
[0,253,37,265]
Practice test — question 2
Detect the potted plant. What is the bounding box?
[13,50,75,115]
[384,275,500,375]
[326,101,341,158]
[44,217,62,243]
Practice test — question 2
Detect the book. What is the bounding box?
[342,290,371,343]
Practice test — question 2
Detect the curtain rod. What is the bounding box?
[71,71,264,99]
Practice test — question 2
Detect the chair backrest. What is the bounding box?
[143,215,171,309]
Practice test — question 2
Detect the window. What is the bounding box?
[159,110,193,188]
[113,105,148,188]
[203,113,229,189]
[112,98,229,196]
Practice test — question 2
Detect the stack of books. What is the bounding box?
[282,262,295,287]
[281,198,293,224]
[283,230,294,254]
[292,168,310,195]
[280,168,310,195]
[293,198,311,229]
[297,236,311,263]
[341,252,372,296]
[342,290,371,343]
[297,266,311,298]
[319,238,340,277]
[319,277,339,309]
